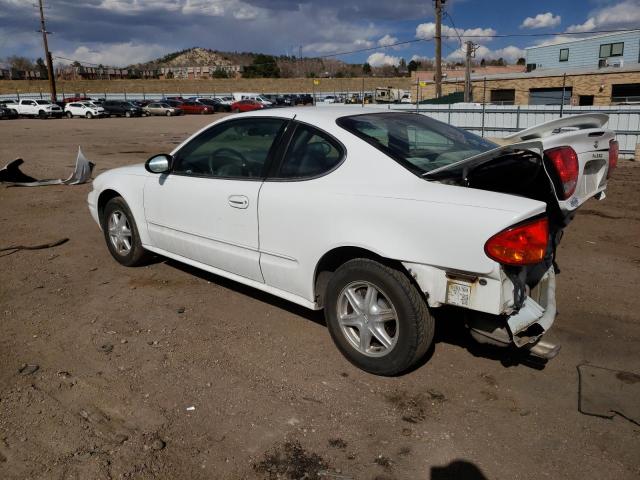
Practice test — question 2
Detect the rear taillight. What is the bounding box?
[484,217,549,266]
[608,139,618,178]
[545,146,579,199]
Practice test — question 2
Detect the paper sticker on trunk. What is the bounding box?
[446,281,471,307]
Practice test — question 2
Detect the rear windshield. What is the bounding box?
[337,112,496,175]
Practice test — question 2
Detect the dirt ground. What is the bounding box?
[1,115,639,480]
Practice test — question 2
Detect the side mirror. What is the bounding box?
[145,154,172,174]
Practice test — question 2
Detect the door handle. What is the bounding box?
[228,195,249,209]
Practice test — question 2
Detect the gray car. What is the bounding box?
[143,102,183,117]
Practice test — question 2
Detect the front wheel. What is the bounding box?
[86,112,93,119]
[324,259,434,376]
[101,197,150,267]
[125,111,131,118]
[166,110,171,116]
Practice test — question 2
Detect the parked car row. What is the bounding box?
[0,94,316,120]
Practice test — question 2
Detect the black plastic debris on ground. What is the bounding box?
[578,364,640,426]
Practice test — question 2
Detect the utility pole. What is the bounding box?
[434,0,445,98]
[560,73,567,117]
[464,40,477,103]
[37,0,57,102]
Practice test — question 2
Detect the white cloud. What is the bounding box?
[54,42,167,67]
[302,38,374,54]
[416,22,496,43]
[367,52,400,67]
[410,54,432,62]
[520,12,561,29]
[446,44,524,63]
[378,34,399,47]
[566,18,597,33]
[567,0,640,33]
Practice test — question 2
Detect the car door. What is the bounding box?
[258,122,346,300]
[143,116,290,282]
[21,100,36,115]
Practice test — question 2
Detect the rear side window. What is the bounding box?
[278,124,343,178]
[337,112,496,175]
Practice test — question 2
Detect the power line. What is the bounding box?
[319,28,637,59]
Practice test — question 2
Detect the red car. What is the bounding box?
[230,99,264,113]
[178,101,214,114]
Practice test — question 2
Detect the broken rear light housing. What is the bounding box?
[485,217,549,266]
[608,139,618,178]
[545,146,579,200]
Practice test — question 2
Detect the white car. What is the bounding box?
[6,99,64,118]
[218,96,235,105]
[65,102,104,118]
[87,108,617,375]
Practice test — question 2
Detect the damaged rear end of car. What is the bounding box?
[419,114,617,359]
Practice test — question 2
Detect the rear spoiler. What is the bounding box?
[493,113,609,146]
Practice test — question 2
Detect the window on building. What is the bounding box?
[490,89,516,105]
[599,42,624,58]
[559,48,569,62]
[611,83,640,104]
[529,87,573,105]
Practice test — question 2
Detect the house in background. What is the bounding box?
[525,30,640,71]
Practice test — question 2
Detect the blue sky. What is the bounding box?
[0,0,638,67]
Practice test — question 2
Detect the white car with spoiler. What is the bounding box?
[87,108,617,375]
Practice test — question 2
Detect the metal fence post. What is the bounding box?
[481,77,487,137]
[447,103,452,124]
[516,105,520,130]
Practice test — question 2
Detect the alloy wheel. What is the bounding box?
[107,210,133,256]
[337,281,399,357]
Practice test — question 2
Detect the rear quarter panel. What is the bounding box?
[258,133,547,303]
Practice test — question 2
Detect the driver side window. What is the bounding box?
[173,118,286,179]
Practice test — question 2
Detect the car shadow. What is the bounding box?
[160,258,546,372]
[430,459,489,480]
[162,258,326,328]
[412,306,548,372]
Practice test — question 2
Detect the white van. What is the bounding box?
[231,93,272,106]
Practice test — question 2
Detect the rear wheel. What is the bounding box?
[38,110,47,119]
[101,197,150,267]
[66,111,73,119]
[324,258,434,376]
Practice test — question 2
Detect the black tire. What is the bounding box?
[324,258,434,376]
[66,111,73,119]
[86,112,93,119]
[101,197,150,267]
[38,110,47,119]
[125,111,131,118]
[166,110,171,116]
[232,108,240,113]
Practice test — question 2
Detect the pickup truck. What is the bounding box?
[6,99,64,118]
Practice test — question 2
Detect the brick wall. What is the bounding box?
[411,70,640,105]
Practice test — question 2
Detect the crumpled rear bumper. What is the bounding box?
[466,266,560,359]
[507,267,557,347]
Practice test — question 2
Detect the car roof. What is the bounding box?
[226,106,401,134]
